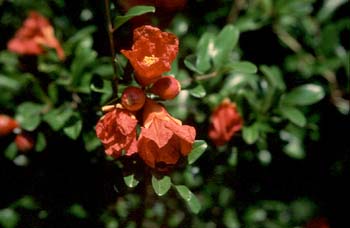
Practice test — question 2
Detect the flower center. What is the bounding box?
[142,55,159,66]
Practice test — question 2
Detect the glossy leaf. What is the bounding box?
[15,102,43,131]
[124,174,139,188]
[280,106,307,127]
[152,175,171,196]
[35,132,46,152]
[174,185,201,214]
[196,33,214,72]
[114,6,155,30]
[189,82,206,98]
[260,65,286,90]
[213,25,239,68]
[63,115,82,140]
[184,54,204,74]
[282,84,325,106]
[43,104,74,131]
[226,61,258,74]
[188,140,208,165]
[242,124,259,145]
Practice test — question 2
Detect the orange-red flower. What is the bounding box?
[208,99,243,146]
[137,99,196,171]
[121,25,179,86]
[0,114,19,137]
[15,133,34,152]
[96,107,138,158]
[7,11,65,60]
[304,217,330,228]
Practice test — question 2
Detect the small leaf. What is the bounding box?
[0,208,19,228]
[63,116,82,140]
[43,104,74,131]
[260,65,286,90]
[15,102,43,131]
[123,174,140,188]
[188,82,206,98]
[196,33,214,73]
[4,142,17,160]
[114,6,155,30]
[35,132,46,152]
[188,140,208,165]
[280,106,307,127]
[184,55,204,74]
[282,84,325,106]
[213,25,240,68]
[152,175,171,196]
[242,124,259,144]
[174,185,201,214]
[226,61,257,74]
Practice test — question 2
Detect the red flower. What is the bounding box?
[15,133,34,152]
[0,114,19,137]
[121,25,179,86]
[7,11,65,60]
[138,99,196,171]
[96,107,138,158]
[208,99,243,146]
[304,217,330,228]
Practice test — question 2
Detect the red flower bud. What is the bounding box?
[0,114,19,137]
[121,86,146,111]
[149,76,181,100]
[15,133,34,152]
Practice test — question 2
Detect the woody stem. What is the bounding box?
[104,0,119,96]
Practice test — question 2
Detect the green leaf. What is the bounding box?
[280,129,305,159]
[188,140,208,165]
[35,132,46,152]
[43,104,74,131]
[282,84,325,106]
[188,82,206,98]
[174,185,201,214]
[196,33,214,73]
[184,54,204,74]
[260,65,286,90]
[114,5,155,30]
[213,25,239,68]
[242,124,259,145]
[225,61,258,74]
[0,208,19,228]
[280,106,306,127]
[63,115,83,140]
[15,102,43,131]
[4,142,17,160]
[152,175,171,196]
[123,174,140,188]
[0,74,21,90]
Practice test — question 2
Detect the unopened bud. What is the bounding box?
[121,86,146,111]
[0,114,19,137]
[149,76,181,100]
[15,133,34,152]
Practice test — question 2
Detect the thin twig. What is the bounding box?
[104,0,119,96]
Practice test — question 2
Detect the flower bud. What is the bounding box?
[121,86,146,111]
[149,76,181,100]
[15,133,34,152]
[0,114,19,137]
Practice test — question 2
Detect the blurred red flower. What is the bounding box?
[0,114,19,137]
[138,99,196,171]
[96,107,138,158]
[305,217,330,228]
[7,11,65,60]
[121,25,178,86]
[15,133,34,152]
[208,99,243,146]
